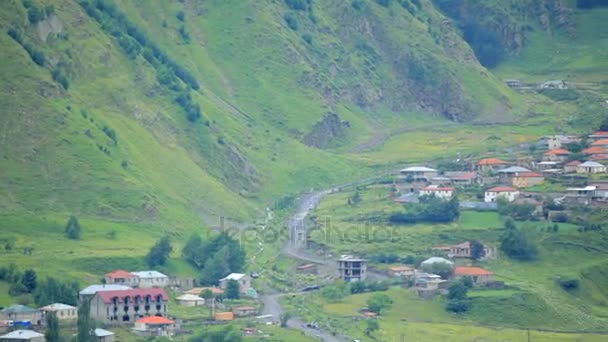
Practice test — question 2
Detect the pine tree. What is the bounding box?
[225,279,240,299]
[21,269,37,292]
[45,311,60,342]
[65,215,81,240]
[145,235,172,267]
[77,299,93,342]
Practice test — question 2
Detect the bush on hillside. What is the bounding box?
[284,0,312,11]
[576,0,608,9]
[375,0,391,7]
[145,235,172,267]
[176,11,185,21]
[367,293,392,314]
[557,278,579,291]
[65,216,81,240]
[389,195,460,224]
[499,220,538,261]
[284,13,299,31]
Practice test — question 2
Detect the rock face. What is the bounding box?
[302,113,348,149]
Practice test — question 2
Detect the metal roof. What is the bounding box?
[0,305,37,314]
[0,330,44,339]
[400,166,437,172]
[80,284,132,295]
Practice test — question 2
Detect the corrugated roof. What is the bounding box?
[0,305,37,314]
[421,186,454,191]
[487,186,518,192]
[580,161,605,167]
[0,330,44,339]
[421,257,453,265]
[478,158,507,165]
[220,273,246,281]
[176,294,204,301]
[105,269,136,279]
[131,271,168,279]
[136,316,174,325]
[40,303,77,311]
[400,166,437,172]
[96,288,168,304]
[498,166,531,173]
[455,266,493,276]
[80,284,132,295]
[94,329,114,337]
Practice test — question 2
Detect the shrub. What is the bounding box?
[179,25,191,43]
[499,220,538,261]
[102,126,117,144]
[302,32,313,44]
[446,299,470,312]
[284,13,299,31]
[284,0,311,11]
[176,11,185,21]
[558,278,579,291]
[367,293,392,314]
[65,216,81,240]
[51,69,69,90]
[375,0,391,7]
[7,28,23,44]
[28,6,46,24]
[352,0,365,10]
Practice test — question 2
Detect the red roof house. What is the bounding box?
[583,146,607,155]
[135,316,175,325]
[478,158,507,165]
[454,266,495,284]
[97,288,169,304]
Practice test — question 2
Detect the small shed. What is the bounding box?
[94,328,115,342]
[176,294,205,307]
[0,330,45,342]
[215,312,234,321]
[233,306,258,317]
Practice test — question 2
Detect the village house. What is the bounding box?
[419,185,454,199]
[543,149,571,162]
[564,160,582,173]
[133,316,175,337]
[388,266,415,277]
[577,161,607,174]
[589,131,608,140]
[511,172,545,188]
[592,184,608,201]
[219,273,251,294]
[535,161,560,171]
[232,306,258,317]
[398,166,438,182]
[432,241,495,259]
[0,305,41,325]
[590,139,608,148]
[454,267,495,285]
[420,257,453,268]
[214,312,234,321]
[40,303,77,321]
[0,330,45,342]
[497,166,532,183]
[175,294,204,307]
[446,171,481,186]
[538,135,580,150]
[477,158,508,172]
[484,186,520,203]
[414,272,448,298]
[337,255,368,282]
[185,287,224,297]
[131,271,169,288]
[89,288,169,324]
[567,185,597,198]
[583,146,607,156]
[94,329,115,342]
[104,270,138,287]
[79,284,132,302]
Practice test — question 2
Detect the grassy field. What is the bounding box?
[306,185,608,335]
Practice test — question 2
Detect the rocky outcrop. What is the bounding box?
[302,113,348,149]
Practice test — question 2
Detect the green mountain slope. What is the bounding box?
[0,0,606,284]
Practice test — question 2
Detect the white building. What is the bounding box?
[484,186,520,202]
[398,166,438,182]
[40,303,77,321]
[131,271,170,288]
[419,185,454,199]
[219,273,251,294]
[420,257,453,267]
[175,294,205,307]
[0,330,45,342]
[576,161,607,174]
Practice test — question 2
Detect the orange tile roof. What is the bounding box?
[543,148,570,155]
[478,158,507,165]
[591,139,608,146]
[583,146,607,154]
[105,270,136,279]
[454,267,493,276]
[590,131,608,137]
[565,160,582,166]
[487,186,518,192]
[136,316,175,325]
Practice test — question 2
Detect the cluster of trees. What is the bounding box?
[7,28,45,66]
[389,195,460,224]
[45,299,93,342]
[65,216,82,240]
[34,277,80,306]
[182,232,246,285]
[78,0,203,122]
[445,277,472,313]
[189,326,243,342]
[321,280,392,302]
[499,219,538,261]
[145,235,173,267]
[497,199,537,221]
[23,0,55,24]
[367,293,392,314]
[0,264,37,297]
